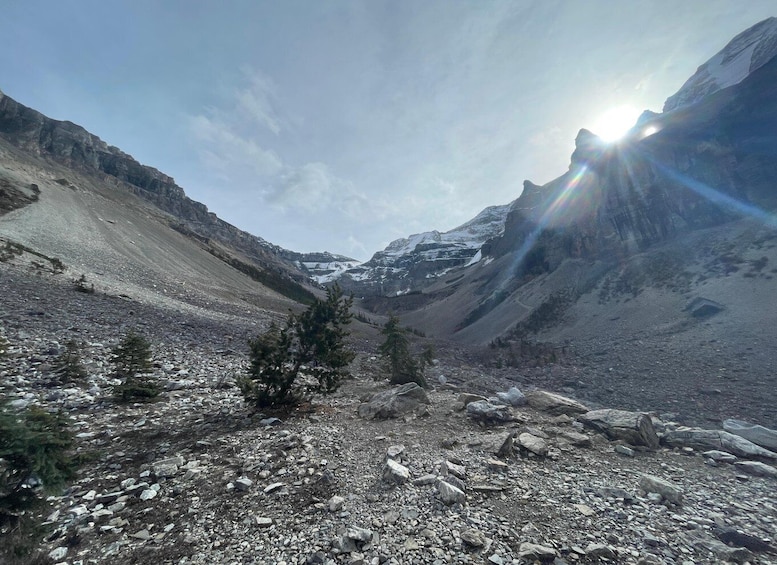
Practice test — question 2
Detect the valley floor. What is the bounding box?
[1,263,776,565]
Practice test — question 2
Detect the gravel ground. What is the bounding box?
[1,262,776,565]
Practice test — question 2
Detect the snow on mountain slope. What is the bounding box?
[381,204,511,258]
[334,203,511,294]
[664,17,777,112]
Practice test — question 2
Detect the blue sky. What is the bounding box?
[1,1,774,260]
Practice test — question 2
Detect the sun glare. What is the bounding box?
[591,105,642,142]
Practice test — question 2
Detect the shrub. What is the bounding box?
[378,315,431,388]
[52,340,87,383]
[0,403,76,516]
[111,331,158,402]
[73,274,94,294]
[238,285,354,407]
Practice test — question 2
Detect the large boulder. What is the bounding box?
[525,390,589,416]
[358,383,431,420]
[579,409,659,449]
[722,419,777,452]
[663,428,777,460]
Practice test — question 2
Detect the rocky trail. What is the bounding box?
[1,264,777,565]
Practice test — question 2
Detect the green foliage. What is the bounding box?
[111,331,158,402]
[52,340,87,383]
[0,404,76,515]
[238,285,355,407]
[378,315,430,388]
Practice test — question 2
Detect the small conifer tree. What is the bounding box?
[0,403,76,516]
[238,285,354,407]
[52,340,87,383]
[378,314,430,388]
[111,331,158,401]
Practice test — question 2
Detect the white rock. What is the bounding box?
[48,547,68,561]
[438,480,465,505]
[140,488,158,501]
[383,459,410,484]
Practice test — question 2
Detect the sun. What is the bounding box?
[591,105,642,142]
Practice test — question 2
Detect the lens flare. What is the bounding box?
[591,105,642,142]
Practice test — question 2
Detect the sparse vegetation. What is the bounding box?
[238,285,354,407]
[73,274,95,294]
[0,404,75,515]
[205,246,316,304]
[52,340,87,383]
[111,331,158,402]
[378,315,432,388]
[0,239,64,273]
[486,337,563,368]
[509,287,577,339]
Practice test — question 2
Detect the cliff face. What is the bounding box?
[0,90,306,282]
[488,54,777,279]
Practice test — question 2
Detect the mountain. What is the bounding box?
[335,203,511,296]
[664,17,777,111]
[353,44,777,424]
[280,250,361,284]
[0,88,320,308]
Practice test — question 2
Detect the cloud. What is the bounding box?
[190,114,283,179]
[235,68,282,135]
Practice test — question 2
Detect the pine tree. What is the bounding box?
[378,315,429,388]
[0,403,76,515]
[111,331,158,401]
[239,285,355,407]
[52,340,87,383]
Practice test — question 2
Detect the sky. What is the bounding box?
[0,1,775,261]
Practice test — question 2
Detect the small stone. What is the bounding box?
[139,488,157,501]
[48,547,68,561]
[460,528,488,548]
[328,495,345,512]
[573,503,596,516]
[131,529,151,540]
[518,542,557,561]
[615,444,635,457]
[639,474,683,505]
[345,525,373,543]
[264,482,285,494]
[518,433,548,457]
[413,474,437,486]
[734,460,777,478]
[441,460,466,480]
[585,543,616,559]
[386,445,405,460]
[486,458,509,472]
[496,386,527,407]
[256,517,273,528]
[438,480,466,505]
[235,477,253,491]
[702,450,737,463]
[383,459,411,484]
[260,417,282,427]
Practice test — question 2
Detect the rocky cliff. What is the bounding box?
[0,89,310,285]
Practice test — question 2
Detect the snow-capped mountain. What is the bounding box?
[285,252,361,285]
[664,17,777,112]
[334,203,511,295]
